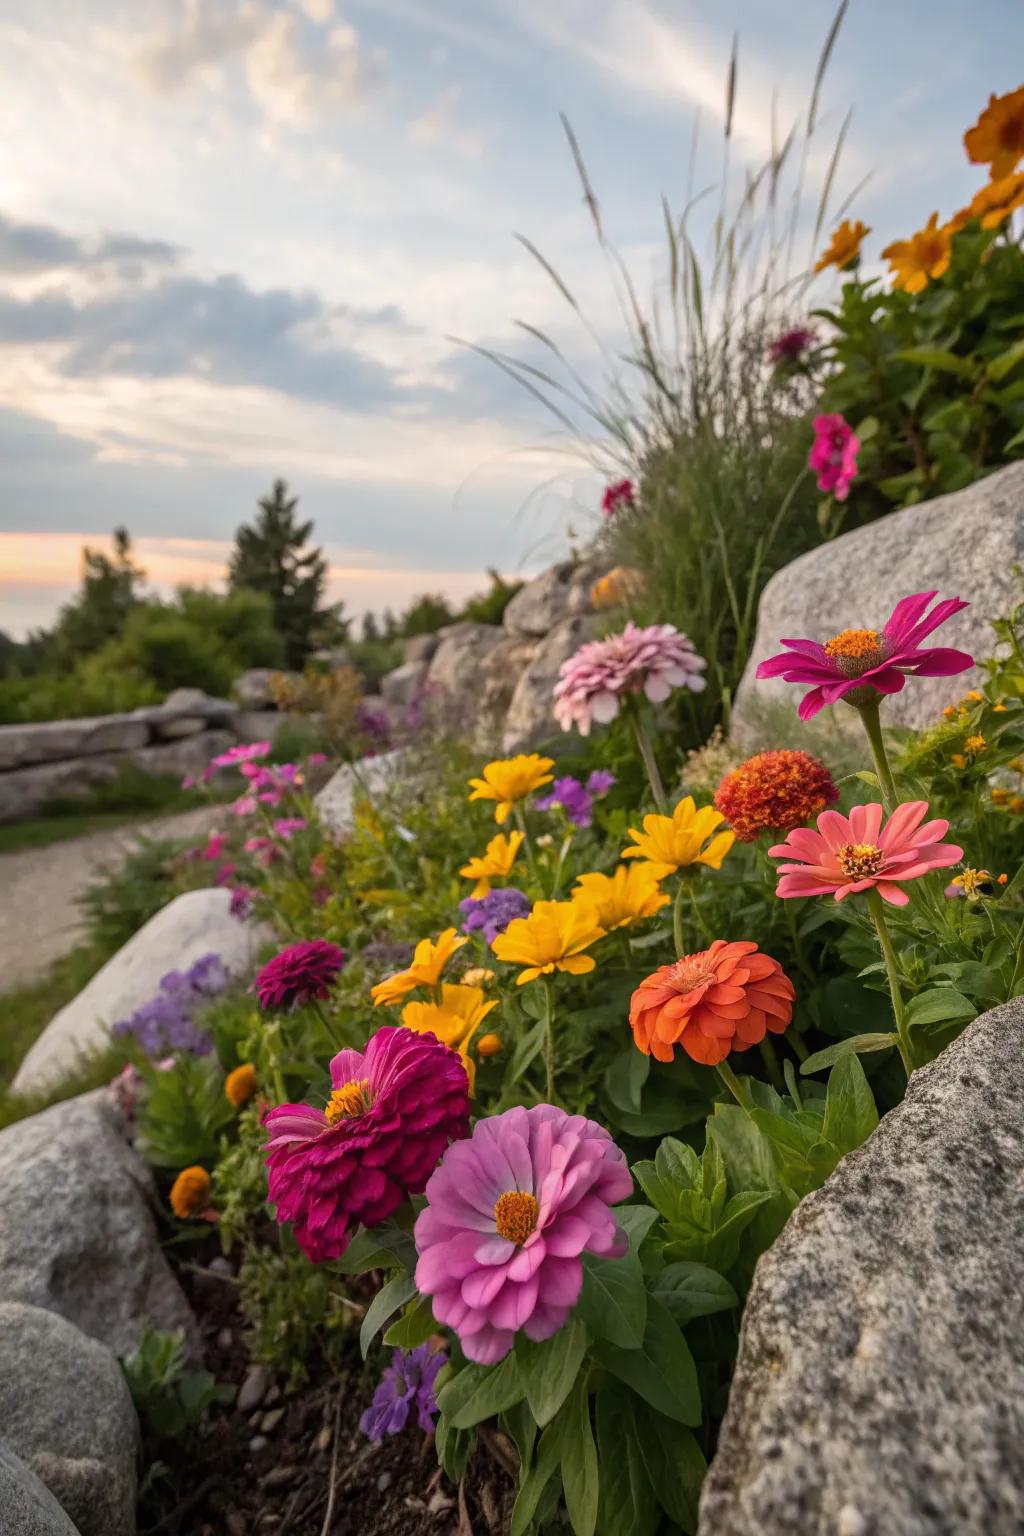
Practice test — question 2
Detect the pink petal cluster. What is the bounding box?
[808,412,860,500]
[770,801,962,906]
[756,590,974,720]
[264,1027,470,1262]
[255,939,345,1010]
[769,326,816,365]
[414,1104,632,1364]
[601,478,635,518]
[205,740,272,780]
[553,622,707,735]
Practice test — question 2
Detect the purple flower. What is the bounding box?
[768,326,816,366]
[110,953,228,1058]
[460,887,531,944]
[229,885,255,920]
[585,769,616,797]
[359,1345,447,1442]
[255,940,346,1011]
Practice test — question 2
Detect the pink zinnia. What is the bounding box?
[808,412,860,500]
[264,1027,470,1263]
[255,939,345,1010]
[273,817,307,839]
[210,740,272,771]
[755,591,974,721]
[770,800,962,907]
[601,478,635,518]
[553,621,706,735]
[414,1104,632,1364]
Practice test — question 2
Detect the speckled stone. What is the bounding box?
[732,461,1024,748]
[698,998,1024,1536]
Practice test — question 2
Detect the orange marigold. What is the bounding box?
[169,1165,212,1220]
[882,214,952,294]
[629,940,795,1066]
[950,169,1024,231]
[714,750,838,842]
[225,1063,257,1108]
[814,218,870,273]
[964,86,1024,179]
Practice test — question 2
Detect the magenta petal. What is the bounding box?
[797,686,829,720]
[905,647,974,677]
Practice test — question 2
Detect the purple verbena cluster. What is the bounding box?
[534,770,616,829]
[111,953,228,1058]
[359,1345,446,1442]
[460,886,531,943]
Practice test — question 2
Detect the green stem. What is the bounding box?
[542,978,556,1104]
[758,1036,785,1093]
[514,803,537,881]
[311,998,346,1053]
[715,1059,754,1110]
[855,696,898,815]
[619,932,633,971]
[672,879,686,958]
[549,832,573,899]
[631,711,668,812]
[866,888,914,1077]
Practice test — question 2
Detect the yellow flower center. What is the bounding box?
[836,842,885,879]
[669,956,715,993]
[823,628,889,679]
[325,1078,371,1124]
[494,1191,538,1245]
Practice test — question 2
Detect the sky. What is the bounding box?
[1,0,1020,636]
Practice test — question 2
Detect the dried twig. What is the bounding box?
[457,1477,476,1536]
[318,1393,344,1536]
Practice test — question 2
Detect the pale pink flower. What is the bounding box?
[809,413,860,500]
[770,801,962,907]
[553,622,706,735]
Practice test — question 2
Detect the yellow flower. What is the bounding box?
[951,170,1024,231]
[401,983,498,1092]
[572,864,670,931]
[371,927,468,1006]
[814,219,870,273]
[591,567,643,610]
[951,868,1002,901]
[950,753,966,769]
[225,1063,257,1108]
[476,1032,503,1058]
[964,86,1024,179]
[882,214,951,295]
[459,831,525,897]
[492,899,606,985]
[621,796,735,878]
[992,787,1011,806]
[964,733,987,758]
[463,966,496,986]
[468,755,555,824]
[170,1166,211,1220]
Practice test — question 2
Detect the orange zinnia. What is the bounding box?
[629,940,795,1066]
[882,214,952,294]
[964,86,1024,180]
[814,218,870,273]
[949,169,1024,232]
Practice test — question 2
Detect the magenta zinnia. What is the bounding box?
[414,1104,632,1364]
[808,412,859,501]
[770,801,962,907]
[255,940,345,1011]
[601,478,635,518]
[553,622,706,735]
[755,590,974,721]
[264,1026,470,1262]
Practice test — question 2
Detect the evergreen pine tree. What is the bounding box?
[228,480,328,669]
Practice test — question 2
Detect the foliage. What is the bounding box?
[76,834,189,951]
[122,1328,232,1442]
[45,527,147,669]
[135,1053,236,1170]
[459,569,525,626]
[229,479,336,669]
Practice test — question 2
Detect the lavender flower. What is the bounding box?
[460,887,531,944]
[359,1345,446,1442]
[535,771,616,829]
[111,952,228,1057]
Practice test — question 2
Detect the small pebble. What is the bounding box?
[264,1384,281,1406]
[238,1364,271,1413]
[261,1408,285,1433]
[216,1327,233,1351]
[249,1435,268,1454]
[314,1425,333,1452]
[262,1465,298,1489]
[377,1471,393,1492]
[209,1255,235,1277]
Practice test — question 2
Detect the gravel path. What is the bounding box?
[0,806,224,991]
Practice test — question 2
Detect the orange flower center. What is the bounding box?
[836,842,885,879]
[668,955,716,993]
[494,1191,538,1245]
[325,1078,371,1124]
[823,627,887,677]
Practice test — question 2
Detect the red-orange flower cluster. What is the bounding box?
[629,940,795,1066]
[714,749,838,843]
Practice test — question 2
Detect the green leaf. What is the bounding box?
[437,1353,525,1430]
[510,1415,565,1536]
[903,988,977,1029]
[577,1249,647,1350]
[633,1399,707,1532]
[560,1376,598,1536]
[595,1389,659,1536]
[336,1217,418,1276]
[516,1318,589,1427]
[651,1261,738,1325]
[821,1053,878,1155]
[800,1033,896,1074]
[592,1297,701,1425]
[434,1414,474,1483]
[359,1274,416,1359]
[895,346,978,378]
[382,1293,436,1350]
[854,769,880,787]
[615,1204,660,1248]
[987,337,1024,382]
[624,1048,650,1112]
[508,1017,545,1083]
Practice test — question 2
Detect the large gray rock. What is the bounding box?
[502,558,608,638]
[142,687,237,739]
[733,462,1024,748]
[314,751,404,837]
[13,887,268,1096]
[232,668,281,708]
[0,1303,138,1536]
[503,614,597,752]
[0,1094,195,1356]
[0,715,149,773]
[0,1443,80,1536]
[479,635,539,748]
[699,998,1024,1536]
[425,622,506,700]
[403,633,440,665]
[380,660,429,709]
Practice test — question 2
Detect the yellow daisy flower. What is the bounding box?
[814,218,870,273]
[492,899,606,985]
[882,214,952,295]
[572,864,670,931]
[468,755,554,824]
[401,983,498,1092]
[459,831,525,897]
[371,927,468,1006]
[621,796,735,878]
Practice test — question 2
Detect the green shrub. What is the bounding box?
[76,835,186,951]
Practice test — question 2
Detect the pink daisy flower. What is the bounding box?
[264,1026,470,1263]
[414,1104,632,1365]
[770,800,963,907]
[808,412,860,500]
[601,478,635,518]
[755,590,974,721]
[553,622,706,736]
[255,940,345,1010]
[209,740,272,771]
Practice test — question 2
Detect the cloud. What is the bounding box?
[0,212,182,275]
[409,85,485,159]
[134,3,384,127]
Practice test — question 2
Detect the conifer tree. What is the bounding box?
[228,480,329,669]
